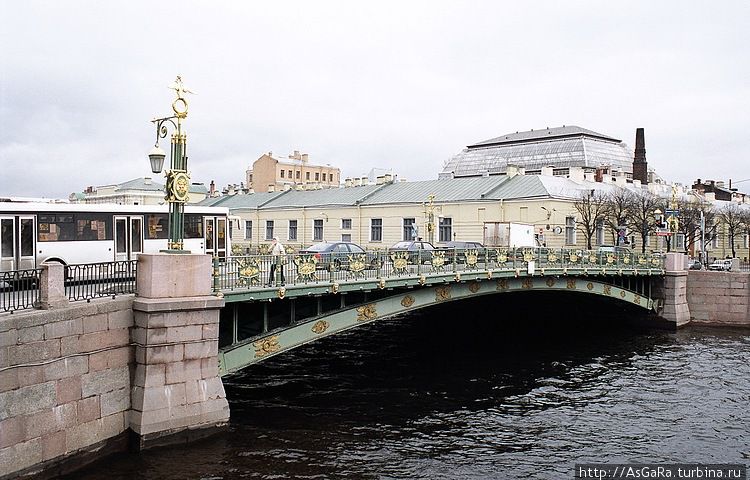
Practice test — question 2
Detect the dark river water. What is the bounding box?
[69,293,750,479]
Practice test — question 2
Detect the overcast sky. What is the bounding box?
[1,1,748,199]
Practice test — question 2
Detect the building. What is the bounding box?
[440,125,635,180]
[70,177,208,205]
[246,150,341,193]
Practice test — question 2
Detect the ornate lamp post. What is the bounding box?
[148,76,194,253]
[423,194,440,244]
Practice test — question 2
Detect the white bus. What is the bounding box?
[0,203,230,271]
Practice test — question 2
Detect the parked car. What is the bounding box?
[688,260,703,270]
[297,242,382,270]
[388,241,435,264]
[708,259,732,271]
[435,241,486,264]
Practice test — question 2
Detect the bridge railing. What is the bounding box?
[214,247,665,292]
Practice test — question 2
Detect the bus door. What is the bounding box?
[114,216,143,262]
[0,216,36,271]
[204,216,227,258]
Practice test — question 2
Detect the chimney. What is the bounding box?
[384,173,393,183]
[284,184,292,191]
[353,178,362,187]
[376,175,386,185]
[344,178,352,188]
[568,166,585,182]
[301,153,309,162]
[506,165,520,178]
[632,128,648,185]
[541,165,554,177]
[268,185,275,193]
[361,176,369,185]
[209,180,216,196]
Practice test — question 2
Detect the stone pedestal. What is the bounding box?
[658,253,690,328]
[129,254,229,450]
[37,262,69,309]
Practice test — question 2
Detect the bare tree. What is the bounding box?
[675,197,716,259]
[627,191,661,253]
[603,188,634,245]
[573,190,609,249]
[719,203,746,258]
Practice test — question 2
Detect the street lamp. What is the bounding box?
[423,194,441,244]
[148,76,194,253]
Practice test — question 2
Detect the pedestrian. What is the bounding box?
[268,237,286,286]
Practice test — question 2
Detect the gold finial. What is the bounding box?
[168,76,195,119]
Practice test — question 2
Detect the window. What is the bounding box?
[315,172,320,181]
[265,220,274,240]
[565,216,576,245]
[322,173,327,182]
[37,213,113,242]
[711,234,719,249]
[296,171,300,179]
[306,172,310,180]
[245,220,252,240]
[184,214,203,239]
[403,218,416,241]
[146,214,169,240]
[341,234,352,242]
[288,220,297,241]
[280,170,285,178]
[370,218,382,242]
[313,219,323,241]
[288,170,292,178]
[439,217,452,242]
[595,219,605,246]
[744,234,749,249]
[341,218,352,230]
[675,233,685,250]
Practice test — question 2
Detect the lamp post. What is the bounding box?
[423,194,439,244]
[148,76,194,253]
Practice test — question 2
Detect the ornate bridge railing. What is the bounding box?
[214,247,665,296]
[0,268,42,313]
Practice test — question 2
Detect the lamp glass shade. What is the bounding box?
[148,146,166,174]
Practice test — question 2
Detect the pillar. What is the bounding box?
[129,254,229,450]
[37,262,69,309]
[659,252,690,328]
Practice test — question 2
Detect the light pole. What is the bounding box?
[147,76,194,253]
[423,194,439,244]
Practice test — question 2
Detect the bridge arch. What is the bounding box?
[219,276,657,375]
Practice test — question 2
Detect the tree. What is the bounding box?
[573,190,609,249]
[604,188,634,246]
[626,191,660,253]
[719,203,746,258]
[675,197,716,259]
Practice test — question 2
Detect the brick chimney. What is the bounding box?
[632,128,648,185]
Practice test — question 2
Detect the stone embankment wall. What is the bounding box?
[0,297,134,478]
[686,271,750,326]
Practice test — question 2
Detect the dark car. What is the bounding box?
[297,241,382,270]
[388,241,435,264]
[435,241,486,264]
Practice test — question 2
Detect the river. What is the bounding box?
[68,293,750,479]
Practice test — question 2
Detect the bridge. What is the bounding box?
[1,247,694,478]
[212,247,668,375]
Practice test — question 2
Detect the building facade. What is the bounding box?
[246,150,341,193]
[70,177,208,205]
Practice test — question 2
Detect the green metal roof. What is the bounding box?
[198,191,284,209]
[360,177,508,205]
[261,184,385,208]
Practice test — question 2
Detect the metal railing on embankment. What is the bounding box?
[0,268,42,313]
[0,260,137,314]
[64,260,137,302]
[213,246,666,293]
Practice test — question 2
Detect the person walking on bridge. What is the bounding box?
[268,237,286,286]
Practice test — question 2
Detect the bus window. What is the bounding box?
[146,214,169,239]
[185,214,203,239]
[218,218,226,250]
[38,214,75,241]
